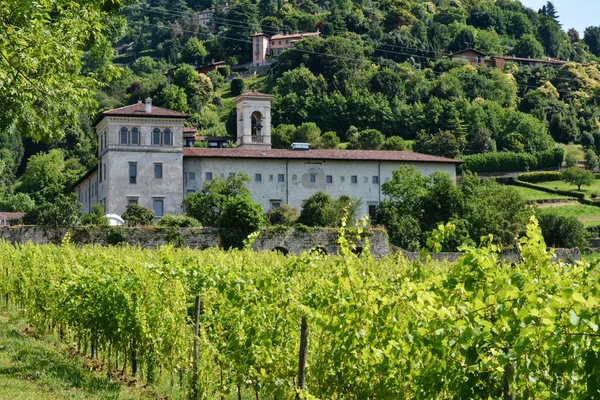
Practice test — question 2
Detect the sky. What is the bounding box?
[519,0,599,34]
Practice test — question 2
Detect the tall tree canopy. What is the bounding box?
[0,0,127,142]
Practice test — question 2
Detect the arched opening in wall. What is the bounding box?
[251,111,263,143]
[272,246,289,255]
[351,246,364,256]
[310,247,328,256]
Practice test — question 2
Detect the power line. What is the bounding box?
[123,6,582,91]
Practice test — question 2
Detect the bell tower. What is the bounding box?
[233,92,274,149]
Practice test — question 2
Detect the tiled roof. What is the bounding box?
[0,212,25,221]
[183,148,463,163]
[492,55,568,64]
[94,102,189,126]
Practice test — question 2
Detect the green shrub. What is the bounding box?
[105,227,129,245]
[122,204,154,226]
[538,214,588,251]
[267,204,299,226]
[230,78,246,96]
[206,70,224,90]
[518,171,563,183]
[80,204,109,226]
[157,215,202,228]
[218,65,231,78]
[464,147,564,173]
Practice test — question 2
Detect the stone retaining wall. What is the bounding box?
[0,226,580,263]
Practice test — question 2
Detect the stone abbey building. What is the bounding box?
[74,93,461,220]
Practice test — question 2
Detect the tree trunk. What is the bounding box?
[296,317,308,399]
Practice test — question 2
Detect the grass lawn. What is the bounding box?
[219,74,270,100]
[535,179,600,198]
[508,185,571,201]
[0,309,150,400]
[537,204,600,227]
[558,143,585,162]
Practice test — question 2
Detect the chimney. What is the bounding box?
[145,97,152,113]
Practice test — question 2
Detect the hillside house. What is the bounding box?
[0,212,24,226]
[251,31,320,66]
[75,93,461,220]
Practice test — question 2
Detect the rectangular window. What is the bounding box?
[128,198,138,205]
[164,130,172,146]
[255,173,262,182]
[189,172,195,180]
[269,174,274,181]
[351,175,358,184]
[120,129,128,144]
[131,129,139,145]
[326,175,333,184]
[129,163,137,184]
[186,189,196,195]
[153,198,164,217]
[310,174,316,183]
[206,172,213,181]
[372,176,379,184]
[99,163,102,183]
[103,163,106,181]
[278,174,285,182]
[270,201,281,209]
[154,163,163,179]
[153,129,161,145]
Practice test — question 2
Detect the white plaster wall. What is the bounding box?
[236,99,272,149]
[75,170,99,214]
[183,158,457,218]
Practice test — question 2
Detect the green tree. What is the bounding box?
[320,131,340,149]
[122,204,155,226]
[272,124,296,149]
[23,193,80,227]
[382,136,410,151]
[538,213,587,250]
[565,151,579,168]
[231,78,246,96]
[584,148,599,171]
[181,37,207,65]
[584,26,600,56]
[80,204,109,226]
[298,191,334,227]
[562,167,594,190]
[19,149,66,204]
[0,192,35,213]
[218,196,267,249]
[513,34,545,58]
[348,129,385,150]
[183,173,251,226]
[294,122,322,147]
[267,204,299,226]
[0,0,126,141]
[156,84,189,113]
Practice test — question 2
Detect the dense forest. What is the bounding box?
[2,0,600,233]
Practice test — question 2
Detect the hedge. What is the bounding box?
[518,171,563,183]
[463,147,564,173]
[509,178,586,200]
[230,78,246,96]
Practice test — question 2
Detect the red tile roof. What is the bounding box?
[94,102,189,126]
[183,148,463,163]
[269,32,320,40]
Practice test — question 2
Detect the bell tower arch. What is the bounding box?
[234,92,274,149]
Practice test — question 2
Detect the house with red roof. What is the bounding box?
[75,94,461,221]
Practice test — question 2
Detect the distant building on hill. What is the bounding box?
[74,94,461,221]
[449,48,570,69]
[251,31,320,66]
[196,60,227,74]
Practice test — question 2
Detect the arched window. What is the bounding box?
[251,111,263,137]
[131,127,139,145]
[152,128,161,145]
[120,127,128,145]
[163,128,172,146]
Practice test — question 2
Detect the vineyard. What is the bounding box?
[1,218,600,399]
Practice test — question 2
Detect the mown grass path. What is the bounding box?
[0,309,147,400]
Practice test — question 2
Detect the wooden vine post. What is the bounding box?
[296,316,308,399]
[192,294,201,400]
[503,362,515,400]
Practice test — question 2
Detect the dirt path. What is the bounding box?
[535,201,581,208]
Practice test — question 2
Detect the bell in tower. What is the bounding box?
[233,92,274,149]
